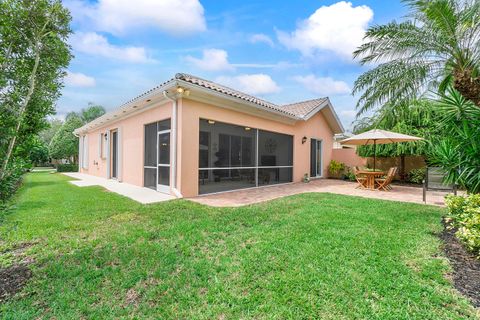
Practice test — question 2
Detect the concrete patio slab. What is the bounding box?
[190,179,459,207]
[63,173,176,204]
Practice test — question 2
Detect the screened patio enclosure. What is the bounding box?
[199,119,293,194]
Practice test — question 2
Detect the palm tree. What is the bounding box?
[353,0,480,115]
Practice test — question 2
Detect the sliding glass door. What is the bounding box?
[198,119,293,194]
[144,119,171,192]
[310,138,323,178]
[111,130,118,179]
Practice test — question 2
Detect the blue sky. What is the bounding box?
[59,0,407,130]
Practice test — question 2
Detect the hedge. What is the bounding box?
[56,164,79,172]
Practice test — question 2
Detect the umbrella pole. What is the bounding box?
[373,140,376,171]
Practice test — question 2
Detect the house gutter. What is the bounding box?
[163,90,183,198]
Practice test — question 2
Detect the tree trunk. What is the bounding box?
[453,68,480,107]
[0,43,41,180]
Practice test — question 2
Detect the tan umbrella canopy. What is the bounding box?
[340,129,423,170]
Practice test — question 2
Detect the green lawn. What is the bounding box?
[0,172,478,319]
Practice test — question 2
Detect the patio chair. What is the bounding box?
[422,167,457,203]
[352,166,367,189]
[375,167,397,191]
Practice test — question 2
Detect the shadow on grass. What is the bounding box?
[27,181,57,188]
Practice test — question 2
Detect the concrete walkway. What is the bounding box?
[190,179,458,207]
[63,173,175,204]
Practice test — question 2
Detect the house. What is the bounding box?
[74,73,344,198]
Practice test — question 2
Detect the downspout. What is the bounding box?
[73,131,80,172]
[163,90,183,198]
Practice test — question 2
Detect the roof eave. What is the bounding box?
[73,79,178,135]
[300,98,344,134]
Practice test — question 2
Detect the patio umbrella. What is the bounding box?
[339,129,423,171]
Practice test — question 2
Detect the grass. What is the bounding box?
[0,172,478,319]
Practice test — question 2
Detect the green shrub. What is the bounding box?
[328,160,345,178]
[56,164,79,172]
[0,160,25,205]
[407,168,426,184]
[345,168,356,181]
[445,194,480,258]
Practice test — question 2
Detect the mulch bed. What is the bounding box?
[0,263,32,302]
[440,220,480,308]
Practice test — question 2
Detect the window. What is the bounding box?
[198,119,293,194]
[81,135,88,169]
[99,133,107,159]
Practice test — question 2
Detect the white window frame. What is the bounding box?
[81,135,89,169]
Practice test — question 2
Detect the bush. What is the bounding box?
[445,194,480,258]
[328,160,345,178]
[0,160,26,205]
[345,167,356,181]
[56,164,79,172]
[407,168,426,184]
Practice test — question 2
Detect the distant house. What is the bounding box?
[333,133,355,149]
[74,73,344,198]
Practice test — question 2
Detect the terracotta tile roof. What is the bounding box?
[175,73,299,118]
[281,98,328,118]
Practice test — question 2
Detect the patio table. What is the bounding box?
[357,170,385,190]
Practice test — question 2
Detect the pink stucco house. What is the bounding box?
[74,73,344,198]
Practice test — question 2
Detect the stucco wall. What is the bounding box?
[332,149,367,168]
[177,98,335,197]
[80,102,173,187]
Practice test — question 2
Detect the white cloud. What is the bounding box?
[65,71,96,87]
[70,32,153,63]
[66,0,206,36]
[185,49,234,71]
[249,33,274,47]
[294,75,350,96]
[277,1,373,59]
[215,74,280,95]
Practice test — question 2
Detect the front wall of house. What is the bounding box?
[80,102,172,187]
[177,98,335,197]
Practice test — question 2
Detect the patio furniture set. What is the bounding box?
[353,166,398,191]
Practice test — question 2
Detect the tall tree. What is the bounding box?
[48,103,105,163]
[0,0,72,180]
[353,0,480,115]
[79,103,106,123]
[38,118,63,145]
[49,113,82,163]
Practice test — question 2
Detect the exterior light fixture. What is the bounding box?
[133,105,138,108]
[146,99,151,102]
[176,87,184,94]
[302,136,307,144]
[208,120,215,124]
[245,127,251,131]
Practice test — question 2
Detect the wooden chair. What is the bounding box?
[375,167,397,191]
[353,166,367,189]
